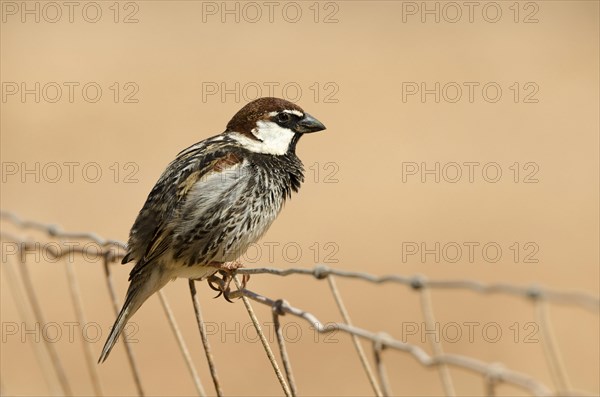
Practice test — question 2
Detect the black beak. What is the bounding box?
[295,113,326,134]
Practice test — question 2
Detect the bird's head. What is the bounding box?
[226,97,326,155]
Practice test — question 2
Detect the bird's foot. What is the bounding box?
[207,261,250,303]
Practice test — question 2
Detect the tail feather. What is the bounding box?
[98,268,167,363]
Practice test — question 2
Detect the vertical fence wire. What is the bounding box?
[63,253,103,396]
[233,276,292,397]
[326,275,383,396]
[189,280,223,397]
[157,291,206,396]
[418,284,456,397]
[535,299,572,395]
[484,370,498,397]
[372,336,393,396]
[1,250,61,396]
[272,300,298,396]
[17,249,72,396]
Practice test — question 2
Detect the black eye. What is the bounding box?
[277,112,291,124]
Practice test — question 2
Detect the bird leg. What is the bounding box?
[206,261,250,303]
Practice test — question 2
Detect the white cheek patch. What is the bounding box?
[230,121,296,155]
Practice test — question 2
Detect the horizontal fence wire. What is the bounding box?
[1,211,599,397]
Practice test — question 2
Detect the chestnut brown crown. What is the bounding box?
[226,97,325,137]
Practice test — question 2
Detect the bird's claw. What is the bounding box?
[207,275,225,298]
[206,262,250,303]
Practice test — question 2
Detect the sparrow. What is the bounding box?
[99,97,326,363]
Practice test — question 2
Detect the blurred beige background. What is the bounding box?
[1,1,598,396]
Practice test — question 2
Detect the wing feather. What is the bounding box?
[124,137,244,279]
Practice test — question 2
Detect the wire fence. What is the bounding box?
[1,211,599,397]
